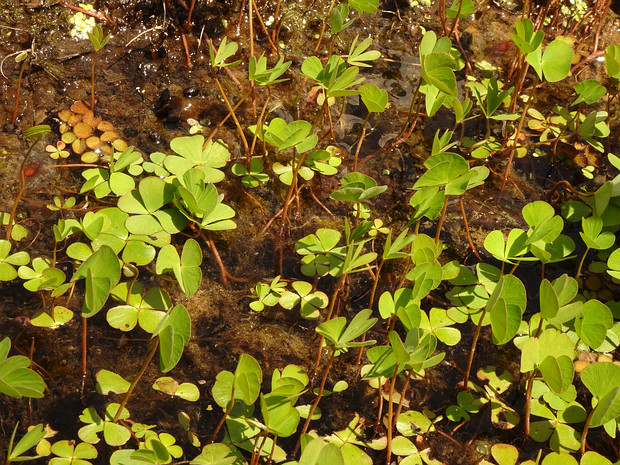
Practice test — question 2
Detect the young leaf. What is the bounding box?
[539,355,574,394]
[510,18,543,54]
[359,84,388,112]
[156,239,202,297]
[155,304,191,373]
[7,423,46,462]
[347,36,381,68]
[348,0,378,14]
[572,80,606,106]
[446,0,474,18]
[71,245,121,317]
[330,4,354,35]
[208,37,240,68]
[0,337,45,399]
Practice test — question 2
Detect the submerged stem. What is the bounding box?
[463,308,487,388]
[294,348,336,456]
[113,338,159,423]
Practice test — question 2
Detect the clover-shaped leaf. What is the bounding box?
[156,239,202,297]
[118,177,187,235]
[165,135,230,180]
[107,282,170,333]
[250,118,317,153]
[78,404,130,446]
[359,84,388,112]
[231,158,270,187]
[278,280,328,319]
[49,440,98,465]
[0,240,30,281]
[580,216,615,250]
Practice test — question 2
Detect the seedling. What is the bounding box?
[231,158,269,187]
[0,337,45,398]
[87,25,110,111]
[6,424,46,464]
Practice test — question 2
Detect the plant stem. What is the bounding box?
[311,275,346,377]
[80,316,88,404]
[394,369,413,423]
[459,196,482,261]
[10,57,28,124]
[113,338,159,423]
[523,369,536,436]
[212,71,250,158]
[251,433,269,465]
[294,348,336,456]
[201,230,229,289]
[576,246,590,279]
[6,139,38,241]
[435,196,448,244]
[581,408,595,454]
[312,0,338,54]
[355,259,384,365]
[90,51,97,111]
[386,362,399,465]
[209,398,234,443]
[463,308,487,388]
[353,112,371,172]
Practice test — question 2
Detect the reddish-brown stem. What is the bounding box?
[459,196,482,261]
[353,112,371,172]
[355,259,384,365]
[209,397,234,443]
[181,32,193,69]
[58,1,115,25]
[359,78,423,167]
[211,68,250,158]
[6,139,37,241]
[113,339,159,422]
[90,52,97,111]
[205,93,248,145]
[463,308,487,389]
[523,369,536,436]
[312,0,338,54]
[311,275,346,378]
[186,0,196,29]
[500,82,533,197]
[10,57,27,124]
[250,0,279,55]
[434,196,449,244]
[581,408,595,454]
[386,362,399,465]
[394,370,413,424]
[202,230,230,289]
[80,316,88,404]
[271,0,282,44]
[294,348,336,456]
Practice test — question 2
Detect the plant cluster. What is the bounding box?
[3,0,620,464]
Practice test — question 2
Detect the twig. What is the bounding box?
[58,1,115,26]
